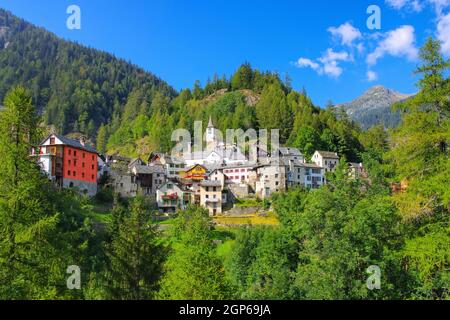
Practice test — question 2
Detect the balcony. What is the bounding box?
[162,193,179,200]
[205,198,220,203]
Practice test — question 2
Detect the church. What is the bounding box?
[183,117,248,168]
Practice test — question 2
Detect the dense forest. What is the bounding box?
[0,34,448,300]
[0,8,177,138]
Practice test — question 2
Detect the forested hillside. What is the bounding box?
[105,62,364,162]
[0,8,177,138]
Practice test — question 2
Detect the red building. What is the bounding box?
[33,134,98,196]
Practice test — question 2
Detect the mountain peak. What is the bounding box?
[338,86,415,130]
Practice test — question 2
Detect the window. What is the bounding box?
[68,160,71,166]
[68,149,72,156]
[82,153,85,159]
[74,151,77,156]
[91,175,94,180]
[74,160,77,166]
[82,162,85,168]
[50,137,55,145]
[68,170,71,176]
[92,155,94,161]
[92,164,94,170]
[73,171,76,177]
[82,173,85,178]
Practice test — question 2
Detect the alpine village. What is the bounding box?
[0,8,448,300]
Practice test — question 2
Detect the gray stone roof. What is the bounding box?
[41,134,97,153]
[316,151,339,159]
[200,180,223,187]
[132,165,165,175]
[279,147,303,157]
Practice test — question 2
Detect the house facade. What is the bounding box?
[34,134,98,196]
[312,151,340,173]
[156,182,192,212]
[199,180,226,215]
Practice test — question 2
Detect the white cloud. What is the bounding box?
[367,25,419,65]
[385,0,450,14]
[428,0,450,14]
[385,0,423,11]
[437,12,450,55]
[367,70,379,82]
[319,48,353,64]
[294,49,352,79]
[295,58,320,70]
[328,22,362,47]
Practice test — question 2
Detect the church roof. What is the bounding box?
[207,116,214,128]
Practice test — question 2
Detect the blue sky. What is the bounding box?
[1,0,449,106]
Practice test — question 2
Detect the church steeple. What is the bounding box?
[206,116,217,149]
[207,116,214,128]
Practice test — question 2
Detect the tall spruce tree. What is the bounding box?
[104,196,165,300]
[0,87,61,298]
[158,206,230,300]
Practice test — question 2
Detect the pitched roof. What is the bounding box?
[208,116,214,128]
[279,147,303,157]
[316,151,339,159]
[132,165,165,175]
[200,180,223,187]
[41,134,97,154]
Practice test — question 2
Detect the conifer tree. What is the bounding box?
[104,196,165,300]
[0,87,61,298]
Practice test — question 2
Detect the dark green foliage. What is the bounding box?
[0,87,96,299]
[0,9,176,138]
[158,206,231,300]
[103,196,165,300]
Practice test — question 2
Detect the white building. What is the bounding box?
[312,151,339,173]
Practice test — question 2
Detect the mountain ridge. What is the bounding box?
[0,8,177,137]
[337,85,415,130]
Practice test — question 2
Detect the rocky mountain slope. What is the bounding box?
[338,86,415,130]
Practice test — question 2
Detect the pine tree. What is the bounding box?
[96,124,109,154]
[158,206,230,300]
[104,196,165,300]
[0,87,61,298]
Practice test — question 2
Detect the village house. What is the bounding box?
[221,164,256,185]
[254,162,288,199]
[312,150,340,173]
[109,157,166,198]
[199,180,226,215]
[33,134,99,196]
[156,181,192,213]
[278,147,305,164]
[181,164,208,181]
[130,164,166,197]
[148,152,186,178]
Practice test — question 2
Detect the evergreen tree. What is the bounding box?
[158,206,230,300]
[104,196,165,300]
[0,87,83,299]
